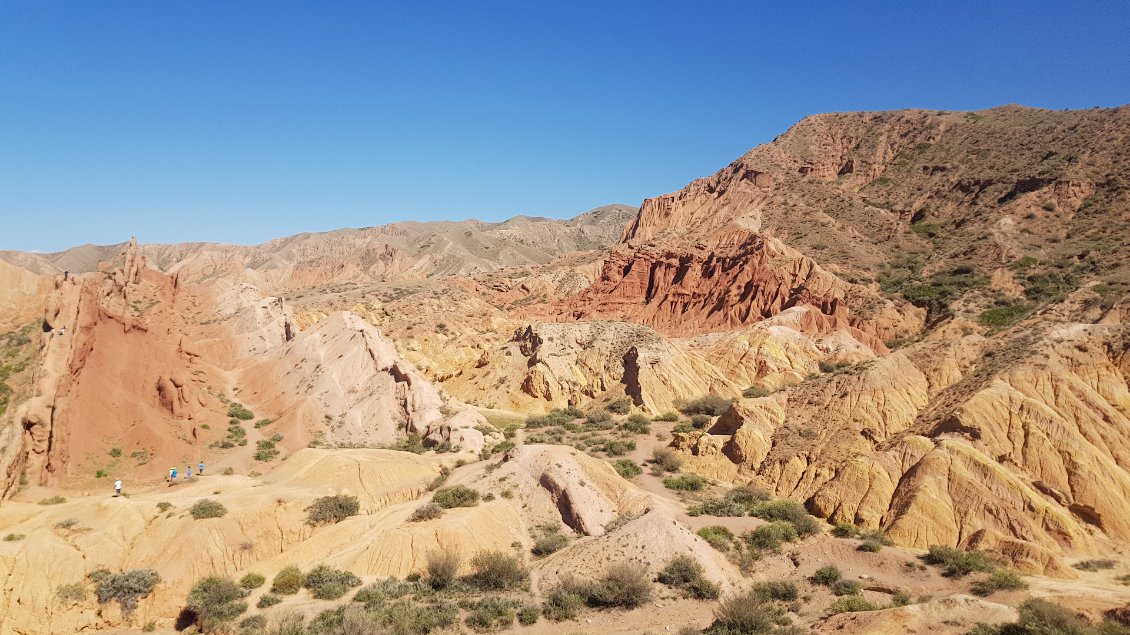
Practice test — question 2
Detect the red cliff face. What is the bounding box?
[560,231,922,346]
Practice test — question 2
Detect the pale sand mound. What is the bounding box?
[815,594,1018,634]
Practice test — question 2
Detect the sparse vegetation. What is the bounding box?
[664,473,708,491]
[3,533,26,541]
[190,498,227,519]
[829,596,880,614]
[654,411,679,422]
[742,385,770,398]
[156,501,173,512]
[427,549,461,589]
[94,568,160,614]
[256,593,282,608]
[978,303,1030,328]
[38,495,66,505]
[532,531,569,557]
[588,562,653,608]
[465,550,528,591]
[55,583,86,603]
[432,485,480,509]
[831,579,862,596]
[227,402,254,420]
[708,589,793,634]
[1074,559,1118,571]
[923,545,994,577]
[676,394,734,416]
[971,569,1027,596]
[410,503,443,522]
[751,580,799,602]
[652,447,683,472]
[606,398,631,414]
[305,494,360,525]
[969,597,1130,635]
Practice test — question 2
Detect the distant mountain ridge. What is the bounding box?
[0,203,637,279]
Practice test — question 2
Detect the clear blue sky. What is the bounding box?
[1,1,1127,252]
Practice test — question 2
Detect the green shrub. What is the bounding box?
[532,532,569,557]
[3,533,26,541]
[156,501,173,512]
[38,495,66,505]
[589,562,652,608]
[832,522,858,538]
[697,525,735,551]
[410,503,443,522]
[751,580,799,602]
[890,591,911,607]
[95,568,160,614]
[238,572,265,590]
[303,565,362,600]
[745,521,798,550]
[254,418,272,428]
[305,494,360,525]
[186,576,247,631]
[602,439,636,456]
[673,422,695,433]
[971,569,1027,596]
[55,583,86,603]
[652,447,682,472]
[710,591,791,633]
[256,593,282,608]
[622,414,651,434]
[676,394,734,416]
[607,398,632,414]
[923,545,994,577]
[750,499,820,536]
[654,411,679,422]
[253,439,279,462]
[432,485,480,509]
[811,565,842,586]
[831,579,862,596]
[271,566,305,594]
[491,440,516,455]
[612,459,642,479]
[465,596,517,631]
[830,596,879,614]
[109,447,122,458]
[664,473,708,491]
[517,605,539,625]
[228,403,254,420]
[543,587,585,621]
[977,304,1029,328]
[190,498,227,519]
[658,554,703,586]
[465,551,528,591]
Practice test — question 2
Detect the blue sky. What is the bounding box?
[1,1,1127,252]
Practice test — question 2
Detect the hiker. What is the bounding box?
[114,479,122,496]
[171,466,178,482]
[63,270,69,281]
[186,465,192,480]
[60,326,66,336]
[168,466,174,482]
[199,461,204,476]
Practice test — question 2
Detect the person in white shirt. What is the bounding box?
[114,479,122,496]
